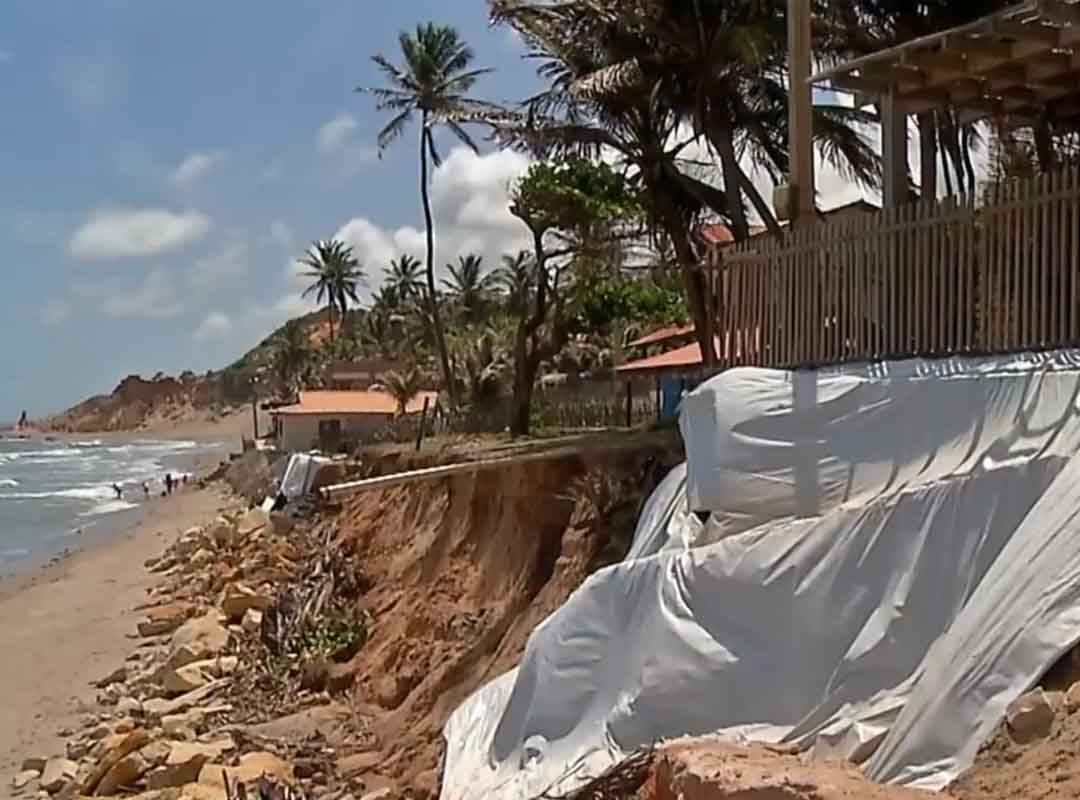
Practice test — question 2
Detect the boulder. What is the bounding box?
[236,507,270,537]
[169,614,229,666]
[241,609,263,635]
[40,758,79,793]
[95,752,150,796]
[66,740,90,760]
[188,548,215,570]
[117,697,143,716]
[199,752,294,788]
[220,583,271,623]
[12,770,39,791]
[206,517,237,550]
[161,662,212,695]
[94,666,129,688]
[326,663,356,695]
[338,752,381,778]
[81,729,152,794]
[147,739,236,789]
[1067,680,1080,712]
[137,603,195,637]
[1006,688,1056,742]
[140,740,173,768]
[21,758,47,773]
[142,679,229,719]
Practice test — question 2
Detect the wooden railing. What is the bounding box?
[713,165,1080,369]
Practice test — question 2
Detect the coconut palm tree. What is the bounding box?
[299,239,365,344]
[442,254,495,324]
[384,254,425,301]
[359,23,499,405]
[493,251,534,317]
[381,367,425,416]
[271,320,314,396]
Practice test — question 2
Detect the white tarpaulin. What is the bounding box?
[279,453,333,500]
[440,351,1080,800]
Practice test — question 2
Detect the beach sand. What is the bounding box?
[0,484,241,788]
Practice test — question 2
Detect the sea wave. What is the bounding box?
[1,485,115,501]
[0,478,17,487]
[79,499,138,517]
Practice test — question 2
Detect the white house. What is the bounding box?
[270,390,437,453]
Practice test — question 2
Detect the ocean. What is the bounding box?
[0,436,228,576]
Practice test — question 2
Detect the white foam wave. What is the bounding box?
[0,478,18,487]
[71,439,104,448]
[1,485,115,501]
[79,499,138,517]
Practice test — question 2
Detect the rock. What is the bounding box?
[199,752,294,788]
[189,548,215,569]
[147,739,235,789]
[326,663,356,695]
[142,679,229,719]
[412,769,439,800]
[40,758,79,793]
[206,517,237,549]
[137,603,196,637]
[161,662,213,695]
[114,719,136,734]
[95,752,150,796]
[169,614,230,665]
[117,697,143,716]
[220,583,271,623]
[1067,680,1080,712]
[212,656,239,676]
[300,659,330,692]
[21,758,47,773]
[88,723,112,740]
[241,609,263,635]
[140,740,173,768]
[237,507,270,537]
[359,789,392,800]
[338,752,381,778]
[1006,688,1056,742]
[66,740,90,760]
[94,666,129,688]
[80,729,152,794]
[12,770,39,791]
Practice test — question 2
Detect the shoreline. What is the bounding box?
[0,483,244,784]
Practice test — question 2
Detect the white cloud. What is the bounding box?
[41,301,70,326]
[102,267,182,320]
[170,150,227,187]
[317,113,360,154]
[332,146,532,290]
[316,112,376,178]
[194,311,233,340]
[70,208,211,260]
[189,240,248,289]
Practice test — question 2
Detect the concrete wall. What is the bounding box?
[277,413,393,452]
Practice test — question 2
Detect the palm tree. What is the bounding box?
[359,23,499,405]
[381,367,425,416]
[384,254,425,301]
[299,239,365,344]
[271,320,313,396]
[493,251,534,317]
[442,254,495,324]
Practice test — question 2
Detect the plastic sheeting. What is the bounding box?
[440,351,1080,800]
[279,453,333,500]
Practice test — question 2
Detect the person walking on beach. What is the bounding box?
[112,483,122,500]
[142,481,150,500]
[165,473,173,495]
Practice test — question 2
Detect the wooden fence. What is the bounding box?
[715,165,1080,369]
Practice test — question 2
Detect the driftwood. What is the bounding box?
[539,749,654,800]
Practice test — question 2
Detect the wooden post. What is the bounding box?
[251,397,259,440]
[415,397,430,452]
[625,380,633,428]
[789,0,814,220]
[882,90,908,209]
[655,376,661,423]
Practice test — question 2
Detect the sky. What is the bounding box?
[0,2,893,421]
[0,0,545,419]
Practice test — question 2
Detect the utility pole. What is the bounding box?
[788,0,815,222]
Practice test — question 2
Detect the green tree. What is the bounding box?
[381,367,425,416]
[442,254,495,324]
[493,251,534,317]
[299,239,365,344]
[384,254,425,301]
[360,23,498,405]
[506,157,643,435]
[271,320,314,396]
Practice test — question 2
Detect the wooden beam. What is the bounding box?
[947,34,1015,61]
[881,91,908,209]
[830,72,892,94]
[902,49,969,74]
[861,63,927,88]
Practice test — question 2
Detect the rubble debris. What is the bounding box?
[39,757,79,794]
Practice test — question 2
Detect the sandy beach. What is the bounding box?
[0,484,241,792]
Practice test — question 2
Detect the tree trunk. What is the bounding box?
[1034,121,1056,173]
[737,169,784,238]
[918,112,938,202]
[670,226,715,366]
[420,119,457,405]
[509,328,538,436]
[713,123,751,241]
[326,304,335,344]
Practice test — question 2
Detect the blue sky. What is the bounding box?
[0,1,542,419]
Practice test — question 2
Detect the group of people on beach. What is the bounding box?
[110,472,186,501]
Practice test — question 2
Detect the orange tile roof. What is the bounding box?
[616,341,709,373]
[271,390,437,416]
[628,323,696,348]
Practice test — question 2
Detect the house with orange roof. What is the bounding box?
[270,389,437,452]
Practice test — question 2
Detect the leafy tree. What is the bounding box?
[442,254,496,324]
[271,320,314,396]
[299,239,365,344]
[381,367,425,416]
[506,157,643,435]
[493,251,534,317]
[360,23,499,405]
[384,254,425,301]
